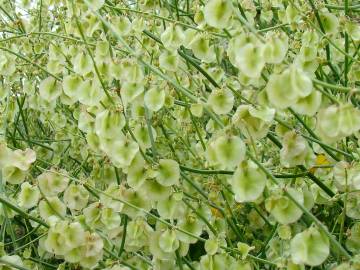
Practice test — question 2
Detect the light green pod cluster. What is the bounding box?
[0,0,359,269]
[316,103,360,143]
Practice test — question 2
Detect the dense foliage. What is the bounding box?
[0,0,359,269]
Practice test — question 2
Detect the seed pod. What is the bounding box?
[290,227,329,266]
[39,77,62,102]
[203,0,233,29]
[231,160,267,202]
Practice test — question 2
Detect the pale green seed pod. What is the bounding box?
[0,53,16,76]
[10,148,36,171]
[83,202,104,229]
[63,184,89,210]
[232,104,275,139]
[101,207,121,230]
[121,81,144,107]
[290,227,329,266]
[291,91,322,116]
[158,229,179,253]
[79,232,103,268]
[298,46,318,62]
[133,123,157,150]
[95,109,125,140]
[126,217,153,250]
[200,253,231,270]
[319,11,339,35]
[266,65,313,109]
[139,180,172,201]
[280,131,313,168]
[108,138,139,168]
[212,135,246,169]
[47,59,63,74]
[121,188,152,218]
[159,50,179,72]
[17,182,40,209]
[99,184,124,212]
[37,169,69,196]
[63,222,86,249]
[156,194,185,220]
[62,75,83,99]
[78,79,105,106]
[285,4,300,23]
[39,77,62,102]
[0,143,12,169]
[346,21,360,41]
[73,52,92,76]
[160,24,185,51]
[302,30,319,46]
[263,32,288,64]
[154,159,180,187]
[237,242,255,259]
[229,260,252,270]
[205,238,219,255]
[207,88,234,115]
[346,222,360,253]
[231,160,267,202]
[3,166,27,185]
[39,196,66,221]
[265,188,304,224]
[189,34,216,63]
[64,246,85,263]
[203,0,233,29]
[112,16,132,36]
[127,160,148,190]
[346,191,360,219]
[190,103,204,117]
[78,110,95,133]
[316,103,360,143]
[234,43,265,78]
[148,231,174,260]
[131,17,146,33]
[176,214,203,244]
[144,87,165,112]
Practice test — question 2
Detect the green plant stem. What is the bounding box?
[0,196,48,228]
[118,215,128,257]
[258,23,289,32]
[313,79,357,93]
[325,3,360,10]
[144,106,157,160]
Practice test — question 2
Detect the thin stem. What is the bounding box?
[0,196,49,228]
[313,79,357,93]
[118,215,128,257]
